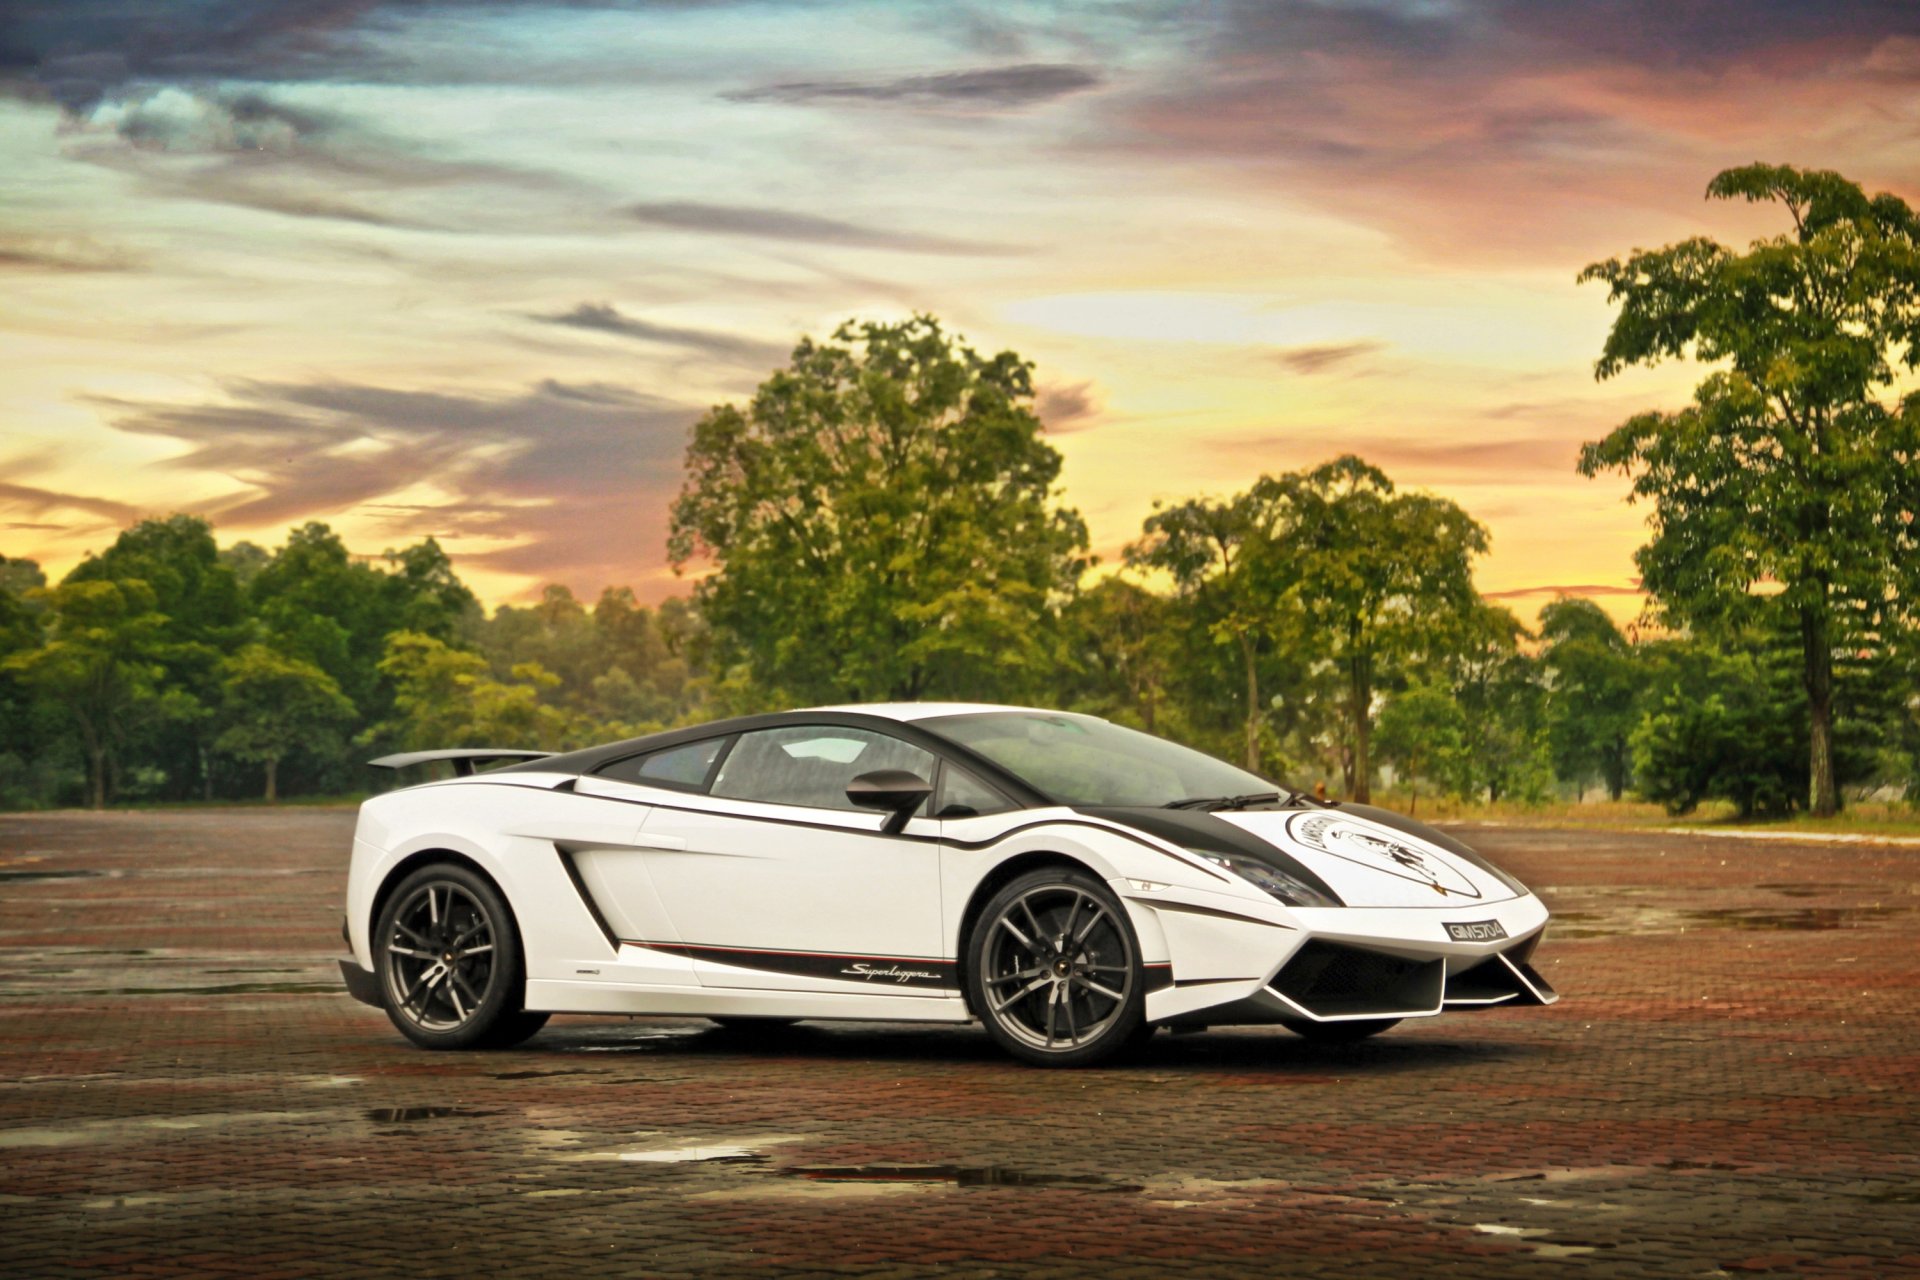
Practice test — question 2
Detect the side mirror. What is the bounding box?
[846,769,934,833]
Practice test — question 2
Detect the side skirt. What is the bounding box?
[523,979,975,1024]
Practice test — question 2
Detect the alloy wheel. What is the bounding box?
[980,883,1136,1054]
[382,880,498,1032]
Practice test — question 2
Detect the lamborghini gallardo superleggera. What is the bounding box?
[338,704,1557,1066]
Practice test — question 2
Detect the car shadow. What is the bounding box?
[521,1018,1549,1074]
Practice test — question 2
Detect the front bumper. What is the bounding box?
[338,958,381,1008]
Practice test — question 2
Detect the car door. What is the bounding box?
[635,724,952,994]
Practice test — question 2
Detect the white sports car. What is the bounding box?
[338,704,1557,1066]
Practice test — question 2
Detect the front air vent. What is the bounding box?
[1443,931,1558,1008]
[1270,940,1444,1019]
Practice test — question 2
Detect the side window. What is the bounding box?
[936,765,1013,818]
[594,737,727,791]
[710,726,936,813]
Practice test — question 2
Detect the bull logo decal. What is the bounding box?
[1286,815,1481,899]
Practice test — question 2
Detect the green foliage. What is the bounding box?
[668,315,1088,705]
[1632,641,1805,818]
[215,644,355,800]
[1539,598,1641,800]
[1374,683,1468,815]
[2,578,169,809]
[1579,162,1920,815]
[1265,457,1489,803]
[1442,603,1553,804]
[1057,577,1180,734]
[374,632,574,752]
[1128,485,1293,770]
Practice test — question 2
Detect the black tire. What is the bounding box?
[965,867,1146,1068]
[1280,1017,1401,1044]
[374,862,533,1051]
[480,1010,551,1049]
[709,1016,801,1032]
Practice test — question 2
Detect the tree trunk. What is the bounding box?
[1407,755,1419,816]
[265,757,278,804]
[1802,605,1837,816]
[1239,632,1260,772]
[89,747,106,811]
[1349,644,1372,804]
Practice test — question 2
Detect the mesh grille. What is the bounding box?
[1273,941,1443,1017]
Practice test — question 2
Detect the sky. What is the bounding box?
[4,0,1920,622]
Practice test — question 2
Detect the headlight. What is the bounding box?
[1191,851,1338,908]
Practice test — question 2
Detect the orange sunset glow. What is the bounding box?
[6,2,1919,623]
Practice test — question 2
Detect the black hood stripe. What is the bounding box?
[1075,807,1345,907]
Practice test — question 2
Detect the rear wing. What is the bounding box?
[367,749,553,777]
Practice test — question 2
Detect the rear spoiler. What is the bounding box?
[368,749,553,777]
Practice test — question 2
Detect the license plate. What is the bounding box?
[1445,919,1509,942]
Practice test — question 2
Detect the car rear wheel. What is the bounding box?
[375,863,540,1050]
[1281,1016,1401,1044]
[966,868,1146,1068]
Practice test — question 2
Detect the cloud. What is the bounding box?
[1271,340,1385,375]
[93,376,700,594]
[1213,431,1582,477]
[728,63,1102,110]
[1097,0,1920,262]
[1481,583,1644,600]
[626,200,1018,255]
[0,234,136,272]
[532,302,789,365]
[53,83,573,230]
[1036,380,1101,432]
[0,480,144,525]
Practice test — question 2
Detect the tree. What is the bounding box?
[1442,602,1552,804]
[66,515,244,799]
[1539,598,1641,800]
[1128,490,1290,768]
[374,632,573,752]
[2,579,167,808]
[1578,163,1920,816]
[1632,639,1804,818]
[1374,683,1467,816]
[668,316,1088,706]
[214,644,354,801]
[1059,577,1179,734]
[1264,457,1488,802]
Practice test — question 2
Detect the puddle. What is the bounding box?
[0,869,104,882]
[56,983,336,996]
[622,1144,765,1164]
[1657,1158,1749,1172]
[488,1068,603,1081]
[1550,905,1901,938]
[556,1031,706,1052]
[1756,883,1853,898]
[366,1107,500,1124]
[778,1164,1140,1192]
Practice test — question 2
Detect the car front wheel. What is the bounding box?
[966,868,1146,1068]
[375,863,544,1050]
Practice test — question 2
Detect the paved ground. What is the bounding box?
[1,809,1916,1279]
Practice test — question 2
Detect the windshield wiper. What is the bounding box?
[1162,791,1283,811]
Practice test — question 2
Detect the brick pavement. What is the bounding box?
[1,808,1916,1278]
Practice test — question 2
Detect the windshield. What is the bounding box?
[924,711,1278,808]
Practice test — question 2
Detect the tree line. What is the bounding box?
[2,163,1915,814]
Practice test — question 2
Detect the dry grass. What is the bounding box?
[1370,789,1920,838]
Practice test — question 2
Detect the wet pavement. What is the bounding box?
[2,808,1918,1278]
